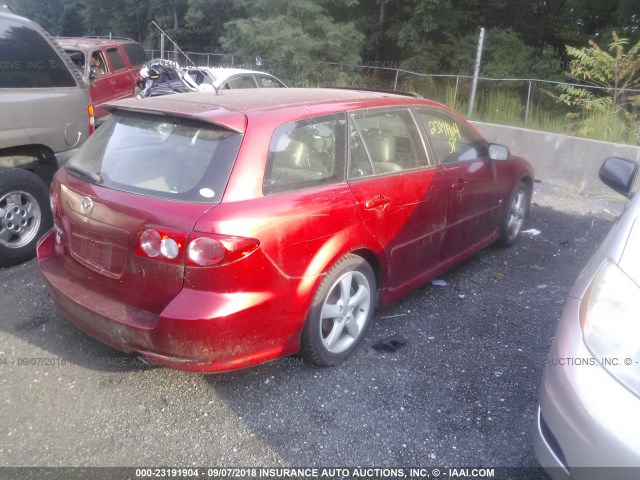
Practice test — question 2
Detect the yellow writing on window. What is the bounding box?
[448,137,457,154]
[427,120,461,153]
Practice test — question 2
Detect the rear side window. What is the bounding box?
[0,20,76,88]
[257,75,283,88]
[122,42,147,66]
[224,75,257,89]
[66,112,242,203]
[264,113,347,194]
[106,47,125,70]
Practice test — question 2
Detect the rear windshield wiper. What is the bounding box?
[66,165,102,184]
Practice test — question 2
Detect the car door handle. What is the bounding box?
[110,79,116,85]
[451,179,468,191]
[364,195,391,210]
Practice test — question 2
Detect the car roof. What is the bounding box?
[106,88,445,134]
[56,37,137,49]
[197,67,276,78]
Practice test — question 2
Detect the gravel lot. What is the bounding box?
[0,183,626,476]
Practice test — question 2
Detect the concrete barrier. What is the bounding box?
[470,121,640,196]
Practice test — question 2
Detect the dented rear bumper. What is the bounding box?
[37,230,303,373]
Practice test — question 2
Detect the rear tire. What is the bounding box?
[301,254,376,366]
[0,168,53,266]
[498,181,528,247]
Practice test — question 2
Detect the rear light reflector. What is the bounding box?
[187,234,260,267]
[134,227,259,267]
[134,227,187,264]
[187,237,225,266]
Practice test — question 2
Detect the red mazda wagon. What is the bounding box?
[37,88,533,372]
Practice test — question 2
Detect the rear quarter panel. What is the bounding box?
[0,88,91,154]
[194,111,385,301]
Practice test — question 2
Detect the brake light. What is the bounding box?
[187,237,225,266]
[187,234,260,267]
[88,104,95,135]
[133,227,259,267]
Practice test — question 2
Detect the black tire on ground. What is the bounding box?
[498,181,529,247]
[0,168,53,266]
[300,254,376,366]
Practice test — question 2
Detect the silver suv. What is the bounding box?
[0,9,93,266]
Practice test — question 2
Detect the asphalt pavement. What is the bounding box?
[0,183,626,477]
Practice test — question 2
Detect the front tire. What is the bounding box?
[301,254,376,366]
[499,181,528,247]
[0,168,53,266]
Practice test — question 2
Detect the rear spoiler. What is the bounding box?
[103,98,247,134]
[324,86,423,98]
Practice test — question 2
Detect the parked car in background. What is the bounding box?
[183,67,287,91]
[0,10,93,266]
[57,36,147,119]
[38,88,533,373]
[534,156,640,480]
[137,59,199,98]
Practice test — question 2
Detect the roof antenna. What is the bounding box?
[151,21,196,69]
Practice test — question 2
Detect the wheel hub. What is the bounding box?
[3,205,29,234]
[0,190,41,248]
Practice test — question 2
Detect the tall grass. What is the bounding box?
[469,86,638,145]
[272,63,640,146]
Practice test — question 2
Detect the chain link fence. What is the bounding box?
[145,49,640,145]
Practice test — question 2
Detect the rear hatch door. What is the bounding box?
[57,110,243,313]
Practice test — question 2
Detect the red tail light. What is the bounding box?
[88,104,95,135]
[134,227,187,264]
[187,234,260,267]
[134,227,259,267]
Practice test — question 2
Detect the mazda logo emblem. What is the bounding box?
[80,196,94,216]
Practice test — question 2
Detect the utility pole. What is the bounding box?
[468,27,485,119]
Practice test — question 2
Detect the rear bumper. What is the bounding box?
[534,297,640,479]
[37,230,304,372]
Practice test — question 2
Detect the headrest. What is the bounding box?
[365,130,395,163]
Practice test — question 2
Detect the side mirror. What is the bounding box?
[599,156,638,198]
[88,70,96,86]
[488,143,509,161]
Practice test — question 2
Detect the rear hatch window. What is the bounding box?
[65,111,242,203]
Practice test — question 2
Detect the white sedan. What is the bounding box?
[183,67,287,91]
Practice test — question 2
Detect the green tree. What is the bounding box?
[6,0,65,34]
[558,32,640,111]
[182,0,238,51]
[220,0,364,84]
[555,32,640,143]
[482,29,562,80]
